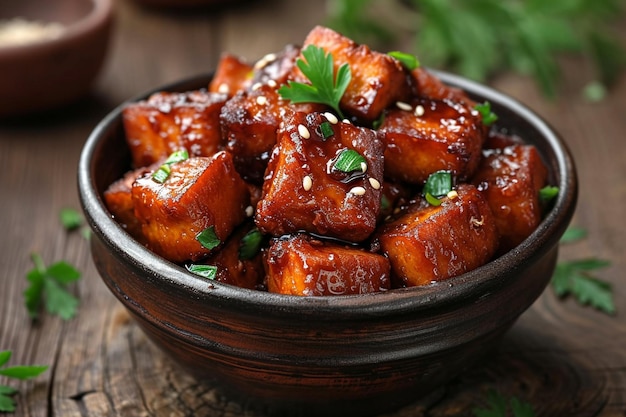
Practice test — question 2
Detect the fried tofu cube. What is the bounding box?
[410,67,476,107]
[122,90,228,168]
[131,151,250,263]
[378,97,485,184]
[220,84,325,184]
[208,53,253,96]
[201,222,266,290]
[255,111,385,242]
[472,144,548,252]
[294,26,410,123]
[377,184,498,287]
[250,44,301,87]
[265,234,391,296]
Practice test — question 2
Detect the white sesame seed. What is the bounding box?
[267,79,277,88]
[360,162,368,173]
[349,186,366,196]
[414,105,425,117]
[217,83,230,94]
[251,82,262,91]
[303,175,313,191]
[245,205,254,217]
[253,53,276,70]
[323,112,339,124]
[446,190,458,199]
[342,118,351,124]
[368,178,381,190]
[256,95,267,105]
[298,124,310,139]
[396,101,412,111]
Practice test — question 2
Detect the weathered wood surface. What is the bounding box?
[1,1,625,416]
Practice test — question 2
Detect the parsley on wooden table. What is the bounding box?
[473,389,535,417]
[326,0,625,99]
[0,351,48,413]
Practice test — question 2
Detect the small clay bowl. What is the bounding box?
[0,0,113,118]
[78,72,577,416]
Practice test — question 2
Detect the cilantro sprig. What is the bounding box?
[24,253,81,321]
[0,351,48,412]
[473,389,535,417]
[278,45,351,119]
[552,227,615,315]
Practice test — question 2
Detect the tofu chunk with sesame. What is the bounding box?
[378,97,485,184]
[122,90,228,168]
[410,67,476,107]
[266,234,391,296]
[131,151,250,263]
[208,53,253,96]
[472,144,548,252]
[255,111,385,243]
[377,184,498,287]
[294,25,410,123]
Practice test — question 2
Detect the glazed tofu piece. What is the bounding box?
[208,53,253,96]
[265,234,391,296]
[378,97,485,184]
[220,84,325,184]
[255,111,385,242]
[122,90,228,168]
[410,67,476,107]
[131,151,250,263]
[377,184,498,287]
[250,44,301,87]
[472,144,548,252]
[293,26,410,123]
[201,222,266,290]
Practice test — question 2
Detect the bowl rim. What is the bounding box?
[0,0,113,56]
[78,70,578,317]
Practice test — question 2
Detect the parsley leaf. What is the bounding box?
[59,208,83,231]
[239,228,264,260]
[0,351,48,412]
[186,264,218,280]
[474,101,498,126]
[24,253,81,320]
[388,51,420,70]
[196,226,221,250]
[278,44,351,119]
[552,227,615,314]
[473,389,535,417]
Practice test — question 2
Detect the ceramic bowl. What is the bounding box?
[0,0,113,118]
[78,72,577,416]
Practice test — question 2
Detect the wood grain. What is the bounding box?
[1,1,624,416]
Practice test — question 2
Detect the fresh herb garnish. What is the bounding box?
[24,253,81,321]
[278,44,351,119]
[186,264,218,280]
[152,149,189,184]
[333,149,367,173]
[319,121,335,139]
[239,228,264,260]
[474,101,498,126]
[196,226,221,250]
[0,351,48,412]
[472,389,535,417]
[423,170,452,205]
[539,185,559,203]
[372,113,385,130]
[388,51,420,70]
[59,208,83,231]
[552,227,615,314]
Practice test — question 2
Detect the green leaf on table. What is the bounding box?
[560,226,587,243]
[24,253,81,320]
[473,389,535,417]
[552,258,614,314]
[278,44,351,119]
[59,208,84,231]
[0,351,48,413]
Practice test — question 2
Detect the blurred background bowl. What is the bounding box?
[0,0,113,118]
[78,72,577,416]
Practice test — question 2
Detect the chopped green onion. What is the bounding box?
[164,149,189,164]
[380,194,391,211]
[196,226,220,250]
[239,228,263,260]
[372,113,385,130]
[474,101,498,126]
[319,121,334,139]
[388,51,420,71]
[423,171,452,198]
[333,149,367,173]
[186,264,217,280]
[425,192,442,206]
[539,185,559,202]
[152,164,171,184]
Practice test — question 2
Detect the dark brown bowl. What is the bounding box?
[0,0,113,118]
[78,72,577,416]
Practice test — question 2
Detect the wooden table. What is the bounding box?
[1,1,624,415]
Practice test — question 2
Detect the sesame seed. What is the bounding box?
[256,95,267,105]
[342,118,351,124]
[349,186,366,196]
[414,105,425,117]
[298,124,310,139]
[360,162,368,173]
[323,112,339,124]
[245,205,254,217]
[303,175,313,191]
[267,79,277,88]
[396,101,412,111]
[253,53,276,70]
[251,82,262,91]
[446,190,458,199]
[368,178,381,190]
[217,83,230,94]
[470,216,485,227]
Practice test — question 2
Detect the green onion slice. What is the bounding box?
[151,149,190,184]
[333,149,367,173]
[539,185,559,202]
[164,149,189,164]
[196,226,220,250]
[425,192,442,206]
[423,171,452,199]
[388,51,420,71]
[239,227,263,260]
[474,101,498,126]
[186,264,217,280]
[319,121,334,139]
[151,164,171,184]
